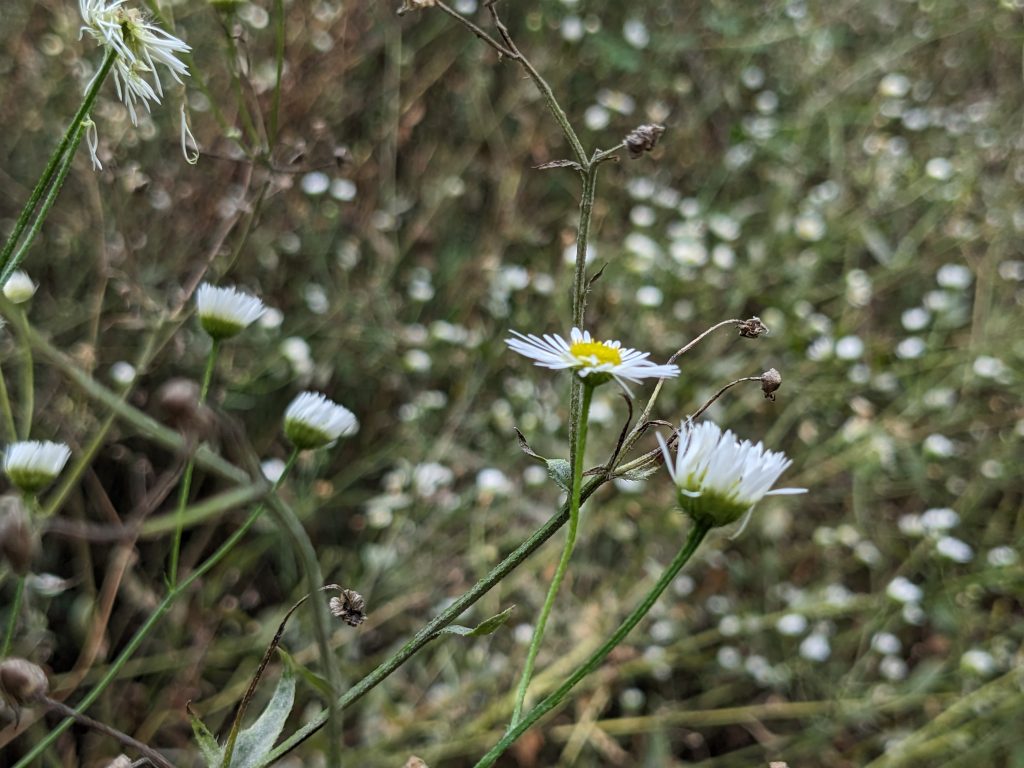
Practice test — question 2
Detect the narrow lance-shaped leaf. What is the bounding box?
[187,702,224,768]
[439,606,515,638]
[228,663,296,768]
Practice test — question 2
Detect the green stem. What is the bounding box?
[12,307,34,440]
[2,575,26,656]
[510,382,593,727]
[476,521,711,767]
[12,454,299,768]
[270,0,285,145]
[0,49,116,282]
[0,359,16,443]
[571,162,600,330]
[258,475,610,766]
[168,339,220,587]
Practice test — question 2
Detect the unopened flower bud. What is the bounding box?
[0,659,49,707]
[0,495,36,576]
[2,271,37,304]
[738,316,769,338]
[761,368,782,401]
[329,588,367,627]
[624,124,665,158]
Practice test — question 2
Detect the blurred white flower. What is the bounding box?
[657,421,805,531]
[196,283,266,340]
[476,467,513,497]
[2,271,37,304]
[506,327,678,393]
[885,576,922,604]
[799,633,831,662]
[284,391,358,450]
[960,649,996,676]
[4,441,71,493]
[935,536,973,563]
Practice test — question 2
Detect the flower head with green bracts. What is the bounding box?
[658,421,805,532]
[195,283,266,340]
[506,327,679,392]
[4,441,72,494]
[284,392,359,450]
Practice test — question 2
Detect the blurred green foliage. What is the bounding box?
[1,0,1023,765]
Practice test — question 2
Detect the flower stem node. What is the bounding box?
[506,327,679,394]
[3,441,72,495]
[195,283,266,340]
[2,271,37,304]
[284,392,358,450]
[658,421,805,531]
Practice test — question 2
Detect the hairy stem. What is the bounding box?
[476,521,711,767]
[510,382,593,726]
[0,360,16,443]
[1,575,26,656]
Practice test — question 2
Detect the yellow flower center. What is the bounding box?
[570,340,621,367]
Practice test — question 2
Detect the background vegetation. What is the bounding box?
[1,0,1022,765]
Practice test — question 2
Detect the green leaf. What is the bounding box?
[187,704,224,768]
[547,459,571,491]
[616,465,660,482]
[439,606,515,638]
[228,664,296,768]
[277,647,333,699]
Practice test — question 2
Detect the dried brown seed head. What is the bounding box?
[329,589,367,627]
[397,0,437,14]
[0,659,49,707]
[738,316,769,338]
[624,124,665,158]
[761,368,782,401]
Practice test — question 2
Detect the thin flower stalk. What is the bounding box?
[477,522,712,767]
[510,382,593,727]
[0,50,116,281]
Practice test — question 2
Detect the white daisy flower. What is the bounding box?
[506,327,679,391]
[284,392,359,450]
[658,421,805,531]
[2,271,37,304]
[195,283,266,340]
[4,441,72,494]
[80,0,190,117]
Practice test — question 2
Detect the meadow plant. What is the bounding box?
[0,2,815,766]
